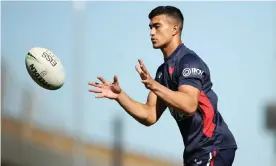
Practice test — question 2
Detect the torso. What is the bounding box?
[154,44,237,163]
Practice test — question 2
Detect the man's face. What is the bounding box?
[149,14,174,49]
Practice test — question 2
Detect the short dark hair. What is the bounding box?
[148,6,184,30]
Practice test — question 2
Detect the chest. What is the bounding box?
[155,61,192,121]
[156,63,178,91]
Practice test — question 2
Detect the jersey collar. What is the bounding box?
[164,43,184,62]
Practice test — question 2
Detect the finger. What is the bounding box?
[88,82,104,88]
[136,65,148,80]
[97,76,108,84]
[138,58,143,65]
[113,75,119,85]
[95,94,105,98]
[140,71,148,79]
[138,59,145,68]
[141,79,148,83]
[88,88,102,93]
[138,59,148,74]
[141,65,148,74]
[135,64,142,74]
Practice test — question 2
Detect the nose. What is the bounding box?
[150,28,156,37]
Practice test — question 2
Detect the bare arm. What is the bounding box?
[151,84,200,116]
[136,58,201,116]
[88,75,167,126]
[116,90,167,126]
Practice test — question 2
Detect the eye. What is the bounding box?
[155,25,161,29]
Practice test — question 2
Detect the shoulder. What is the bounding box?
[176,47,209,78]
[176,47,207,69]
[178,49,204,67]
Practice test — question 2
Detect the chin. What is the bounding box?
[152,43,162,49]
[152,45,159,49]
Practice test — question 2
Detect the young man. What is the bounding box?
[88,6,237,166]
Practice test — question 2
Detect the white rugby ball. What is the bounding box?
[25,47,65,90]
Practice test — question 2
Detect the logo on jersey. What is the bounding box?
[168,67,174,75]
[182,68,204,77]
[158,72,162,78]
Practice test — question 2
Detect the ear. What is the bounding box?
[172,24,179,36]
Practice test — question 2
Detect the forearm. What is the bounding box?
[115,91,151,125]
[151,83,196,115]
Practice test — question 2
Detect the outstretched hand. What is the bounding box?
[135,59,156,90]
[88,75,121,99]
[88,59,156,98]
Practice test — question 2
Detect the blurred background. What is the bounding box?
[1,1,276,166]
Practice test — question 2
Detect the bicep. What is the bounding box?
[178,85,200,103]
[175,85,200,115]
[146,91,167,123]
[177,73,202,110]
[177,77,202,108]
[177,56,206,111]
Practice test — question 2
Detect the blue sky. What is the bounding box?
[2,1,276,166]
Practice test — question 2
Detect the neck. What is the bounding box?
[161,39,182,59]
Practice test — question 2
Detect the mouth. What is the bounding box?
[151,38,157,43]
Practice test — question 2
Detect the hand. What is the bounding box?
[135,59,156,90]
[88,75,121,99]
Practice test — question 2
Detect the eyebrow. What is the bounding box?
[149,23,161,28]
